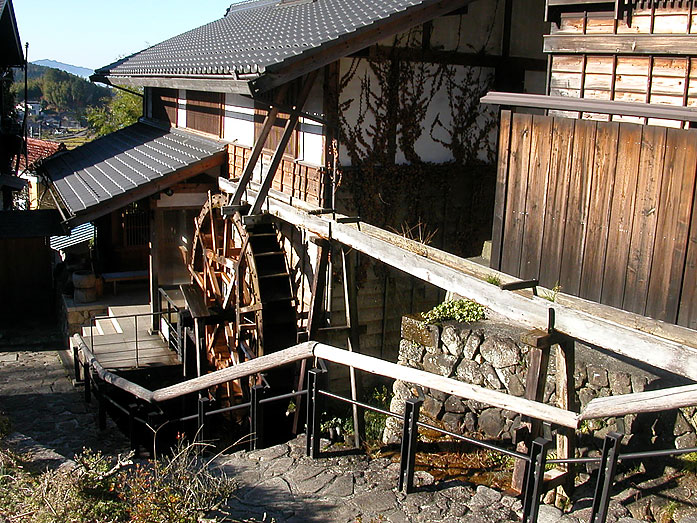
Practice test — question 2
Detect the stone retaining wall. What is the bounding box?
[384,313,697,456]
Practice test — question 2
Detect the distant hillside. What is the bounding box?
[12,64,111,115]
[32,60,93,79]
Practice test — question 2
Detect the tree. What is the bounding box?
[86,89,142,137]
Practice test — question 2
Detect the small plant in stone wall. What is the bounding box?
[422,299,486,325]
[365,386,392,448]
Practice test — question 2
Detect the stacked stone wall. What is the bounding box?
[384,314,697,457]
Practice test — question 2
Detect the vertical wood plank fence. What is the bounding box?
[492,110,697,329]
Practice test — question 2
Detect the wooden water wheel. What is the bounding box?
[188,193,298,407]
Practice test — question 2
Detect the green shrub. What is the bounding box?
[422,299,486,324]
[365,386,392,445]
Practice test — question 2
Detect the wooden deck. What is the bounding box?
[82,303,180,371]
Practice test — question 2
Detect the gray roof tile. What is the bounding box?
[44,123,225,217]
[96,0,429,78]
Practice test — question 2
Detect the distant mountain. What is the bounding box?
[32,60,93,79]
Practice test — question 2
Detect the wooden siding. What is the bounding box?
[492,110,697,329]
[548,8,697,127]
[228,144,324,207]
[186,91,224,136]
[151,87,178,127]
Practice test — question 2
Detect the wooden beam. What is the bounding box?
[544,34,697,56]
[581,382,697,420]
[66,150,227,228]
[149,204,161,333]
[481,92,697,123]
[313,345,580,429]
[342,246,364,447]
[250,70,319,215]
[231,181,697,382]
[93,75,253,96]
[230,84,289,206]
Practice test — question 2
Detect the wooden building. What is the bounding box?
[488,0,697,330]
[42,0,548,366]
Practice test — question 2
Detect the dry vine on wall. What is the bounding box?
[337,20,499,259]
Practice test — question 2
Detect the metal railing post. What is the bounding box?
[250,385,265,450]
[522,437,551,523]
[134,315,139,368]
[73,344,81,382]
[398,396,423,493]
[128,403,139,452]
[197,396,210,442]
[83,361,91,403]
[306,368,323,458]
[97,391,106,430]
[148,411,163,458]
[90,316,94,355]
[590,432,623,523]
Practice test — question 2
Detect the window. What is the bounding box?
[186,91,224,136]
[151,88,178,126]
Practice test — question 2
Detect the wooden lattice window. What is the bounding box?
[151,87,178,126]
[186,91,223,136]
[121,202,149,247]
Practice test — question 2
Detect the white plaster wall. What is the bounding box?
[223,93,255,146]
[298,78,325,166]
[339,58,496,166]
[177,89,187,129]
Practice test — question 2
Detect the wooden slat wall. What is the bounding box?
[151,87,178,127]
[549,8,697,127]
[186,91,224,136]
[227,144,323,207]
[493,110,697,328]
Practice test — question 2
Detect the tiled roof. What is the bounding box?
[50,221,94,251]
[15,138,66,172]
[43,122,225,217]
[96,0,429,78]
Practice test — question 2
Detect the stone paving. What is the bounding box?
[0,332,129,467]
[1,323,694,523]
[208,436,650,523]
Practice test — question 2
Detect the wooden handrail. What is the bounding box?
[74,334,697,428]
[74,334,155,403]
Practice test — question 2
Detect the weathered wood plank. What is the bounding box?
[559,119,597,295]
[601,123,642,308]
[236,182,697,381]
[539,117,575,289]
[580,121,619,302]
[314,345,580,429]
[544,34,697,56]
[581,382,697,420]
[647,128,697,322]
[520,115,553,281]
[623,125,667,315]
[678,164,697,330]
[501,113,533,276]
[491,110,513,271]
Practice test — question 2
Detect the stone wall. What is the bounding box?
[384,313,697,456]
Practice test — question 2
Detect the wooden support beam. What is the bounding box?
[555,338,576,495]
[544,34,697,56]
[342,246,365,447]
[149,204,161,333]
[250,70,319,215]
[230,83,289,206]
[511,330,553,493]
[229,181,697,382]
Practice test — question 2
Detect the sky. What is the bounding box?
[12,1,240,70]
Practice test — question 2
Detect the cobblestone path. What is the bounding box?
[209,437,644,523]
[0,327,129,466]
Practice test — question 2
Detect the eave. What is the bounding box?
[91,74,254,96]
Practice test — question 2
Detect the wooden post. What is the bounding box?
[556,337,576,495]
[293,238,329,433]
[511,329,553,493]
[230,84,289,206]
[149,202,161,333]
[342,246,364,447]
[250,70,319,215]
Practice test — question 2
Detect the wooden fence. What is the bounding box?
[492,110,697,329]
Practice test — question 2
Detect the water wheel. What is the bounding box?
[188,194,297,410]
